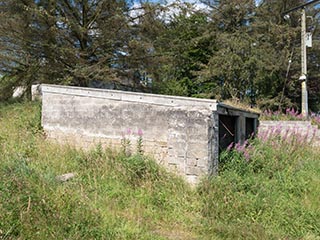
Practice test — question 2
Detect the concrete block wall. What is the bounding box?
[41,85,219,184]
[259,121,319,144]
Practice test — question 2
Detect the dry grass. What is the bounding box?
[222,99,261,114]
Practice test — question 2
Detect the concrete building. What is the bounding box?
[41,84,259,184]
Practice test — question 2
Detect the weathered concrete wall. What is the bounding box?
[259,121,319,144]
[41,85,260,184]
[41,85,219,184]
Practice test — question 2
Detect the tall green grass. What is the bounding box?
[0,101,197,239]
[0,101,319,239]
[199,136,320,239]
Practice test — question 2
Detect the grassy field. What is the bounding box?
[0,101,319,239]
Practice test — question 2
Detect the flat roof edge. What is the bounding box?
[218,102,260,116]
[41,84,218,109]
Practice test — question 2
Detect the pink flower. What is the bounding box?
[243,150,250,161]
[227,142,234,151]
[137,129,143,137]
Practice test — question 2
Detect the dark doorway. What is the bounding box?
[219,115,237,152]
[246,117,255,139]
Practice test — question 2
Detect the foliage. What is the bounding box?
[150,8,215,97]
[0,0,134,88]
[0,75,16,101]
[2,1,320,111]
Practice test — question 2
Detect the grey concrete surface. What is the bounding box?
[41,84,258,184]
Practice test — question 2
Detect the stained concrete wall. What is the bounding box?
[41,85,259,184]
[41,85,220,184]
[259,121,319,145]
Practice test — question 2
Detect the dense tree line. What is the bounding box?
[1,0,320,111]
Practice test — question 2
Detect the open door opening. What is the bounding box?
[219,115,237,153]
[246,117,255,139]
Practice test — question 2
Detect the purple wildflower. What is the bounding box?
[227,142,234,151]
[137,129,143,137]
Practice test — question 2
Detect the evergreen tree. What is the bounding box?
[1,0,320,112]
[0,0,132,90]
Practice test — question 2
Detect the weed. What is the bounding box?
[121,128,145,156]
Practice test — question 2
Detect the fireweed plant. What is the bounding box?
[121,128,144,156]
[261,107,320,127]
[220,121,317,173]
[121,128,132,156]
[261,108,304,121]
[137,129,144,155]
[219,107,320,172]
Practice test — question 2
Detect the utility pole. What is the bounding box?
[282,0,320,118]
[301,8,308,118]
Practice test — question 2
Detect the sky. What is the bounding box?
[132,0,262,5]
[129,0,264,14]
[129,0,210,21]
[128,0,265,25]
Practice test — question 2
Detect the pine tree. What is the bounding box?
[0,0,132,90]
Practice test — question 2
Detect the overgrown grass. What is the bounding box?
[200,137,320,239]
[0,101,319,239]
[0,101,197,239]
